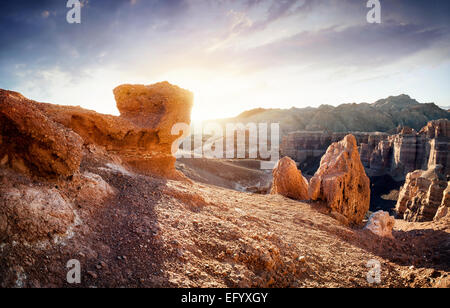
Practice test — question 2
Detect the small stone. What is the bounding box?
[364,211,395,238]
[87,271,98,279]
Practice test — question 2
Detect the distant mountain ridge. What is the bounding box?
[220,94,450,134]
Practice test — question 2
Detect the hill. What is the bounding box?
[215,95,450,135]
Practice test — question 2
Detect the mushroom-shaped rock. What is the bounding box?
[114,82,194,144]
[28,82,193,179]
[112,82,194,178]
[364,211,395,238]
[309,135,370,225]
[271,157,309,200]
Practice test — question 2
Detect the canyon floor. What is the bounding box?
[1,151,448,288]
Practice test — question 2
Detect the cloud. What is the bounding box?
[1,0,449,118]
[237,22,449,72]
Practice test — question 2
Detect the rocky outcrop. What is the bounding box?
[369,129,427,179]
[281,119,450,181]
[0,90,83,178]
[309,135,371,225]
[0,82,193,244]
[281,131,388,175]
[420,119,450,173]
[34,82,193,179]
[364,211,395,238]
[0,166,115,243]
[0,183,76,243]
[396,165,448,222]
[420,119,450,139]
[434,184,449,221]
[366,120,450,180]
[1,82,193,179]
[271,157,309,200]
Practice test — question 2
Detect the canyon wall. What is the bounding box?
[396,165,448,222]
[281,119,450,180]
[280,131,388,175]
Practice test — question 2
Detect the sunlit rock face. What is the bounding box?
[34,82,193,179]
[367,120,450,180]
[420,119,450,174]
[434,184,450,222]
[0,82,193,179]
[0,90,83,178]
[309,135,371,226]
[112,82,194,178]
[396,165,448,222]
[271,157,309,201]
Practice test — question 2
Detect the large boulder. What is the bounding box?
[0,90,83,178]
[396,165,447,222]
[271,157,309,200]
[364,211,395,238]
[309,134,371,225]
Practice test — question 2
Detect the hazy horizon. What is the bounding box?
[1,0,450,121]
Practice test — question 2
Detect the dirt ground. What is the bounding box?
[0,152,448,288]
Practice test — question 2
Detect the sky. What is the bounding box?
[1,0,449,121]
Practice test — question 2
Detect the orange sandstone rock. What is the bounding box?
[0,90,83,178]
[34,82,193,179]
[309,135,370,225]
[271,157,309,200]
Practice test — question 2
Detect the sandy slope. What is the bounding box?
[0,152,448,288]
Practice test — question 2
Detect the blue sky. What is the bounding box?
[1,0,449,120]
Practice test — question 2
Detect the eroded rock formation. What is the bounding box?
[366,120,450,180]
[281,131,388,175]
[396,165,448,222]
[309,135,371,225]
[271,157,309,200]
[0,90,83,178]
[3,82,193,179]
[0,82,192,244]
[364,211,395,238]
[281,119,450,181]
[434,184,449,221]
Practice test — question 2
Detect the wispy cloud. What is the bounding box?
[0,0,449,119]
